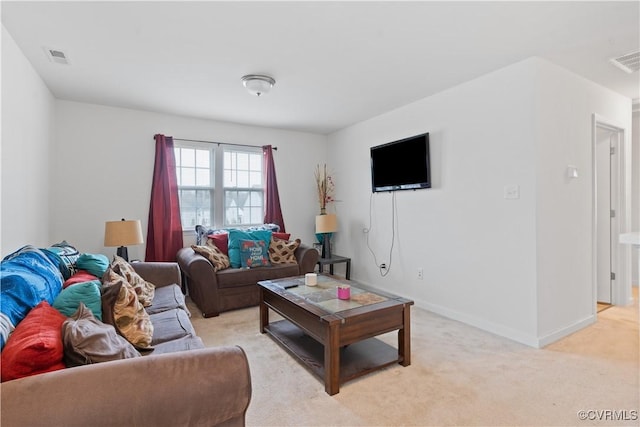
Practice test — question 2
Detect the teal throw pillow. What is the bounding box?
[76,253,109,277]
[239,239,271,269]
[53,280,102,320]
[227,229,272,268]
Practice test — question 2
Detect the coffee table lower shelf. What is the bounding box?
[264,319,400,387]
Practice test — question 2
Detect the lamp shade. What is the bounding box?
[104,219,144,247]
[315,214,338,234]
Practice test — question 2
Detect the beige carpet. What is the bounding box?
[187,290,639,427]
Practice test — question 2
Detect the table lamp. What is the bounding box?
[104,219,144,261]
[315,214,337,259]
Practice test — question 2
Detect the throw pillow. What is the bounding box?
[110,255,155,307]
[62,303,140,367]
[269,237,301,265]
[76,253,109,278]
[101,269,154,349]
[227,229,272,268]
[273,232,291,241]
[239,239,271,269]
[1,301,67,381]
[53,280,102,320]
[206,232,229,255]
[191,245,230,272]
[63,270,99,289]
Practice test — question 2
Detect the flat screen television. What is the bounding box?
[370,132,431,192]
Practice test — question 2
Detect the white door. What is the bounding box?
[596,127,617,304]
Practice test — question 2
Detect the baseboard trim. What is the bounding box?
[412,296,540,348]
[536,314,596,348]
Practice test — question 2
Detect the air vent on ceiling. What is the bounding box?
[43,47,70,65]
[609,50,640,74]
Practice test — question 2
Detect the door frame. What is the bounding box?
[591,114,632,310]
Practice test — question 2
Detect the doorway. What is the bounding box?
[593,115,628,310]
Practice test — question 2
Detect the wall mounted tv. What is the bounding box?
[370,132,431,193]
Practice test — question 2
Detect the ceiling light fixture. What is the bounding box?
[241,74,275,96]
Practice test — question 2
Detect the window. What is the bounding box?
[174,142,263,230]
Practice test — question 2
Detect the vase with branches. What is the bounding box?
[315,164,335,214]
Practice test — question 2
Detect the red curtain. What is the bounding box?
[145,134,183,261]
[262,145,286,232]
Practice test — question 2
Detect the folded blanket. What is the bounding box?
[1,246,63,349]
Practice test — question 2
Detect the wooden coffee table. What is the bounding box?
[258,275,413,395]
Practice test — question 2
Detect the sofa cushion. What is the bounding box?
[53,280,102,320]
[191,244,230,272]
[101,269,154,349]
[110,256,155,307]
[207,232,229,255]
[146,284,190,316]
[63,270,99,289]
[239,239,271,269]
[151,335,205,353]
[269,237,300,265]
[227,229,272,268]
[76,253,110,278]
[1,301,67,382]
[149,309,197,346]
[216,263,300,289]
[62,303,140,367]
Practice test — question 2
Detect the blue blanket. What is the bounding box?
[1,245,63,349]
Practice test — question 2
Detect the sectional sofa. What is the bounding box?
[0,245,252,427]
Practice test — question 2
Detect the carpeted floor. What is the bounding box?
[187,289,639,427]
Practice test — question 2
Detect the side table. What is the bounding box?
[316,255,351,280]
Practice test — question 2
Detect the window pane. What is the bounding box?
[237,173,249,188]
[181,167,196,186]
[223,169,234,187]
[196,168,210,186]
[236,152,249,170]
[181,148,195,167]
[250,207,262,224]
[178,189,211,228]
[195,149,209,168]
[249,153,261,171]
[250,191,262,205]
[249,171,262,187]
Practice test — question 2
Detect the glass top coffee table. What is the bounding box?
[258,274,413,395]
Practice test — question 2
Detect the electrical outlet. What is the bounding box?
[417,268,423,280]
[380,263,387,270]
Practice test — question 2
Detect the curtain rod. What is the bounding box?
[156,136,277,150]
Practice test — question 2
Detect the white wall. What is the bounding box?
[533,60,632,344]
[1,25,56,256]
[328,59,540,346]
[327,57,632,347]
[53,101,327,260]
[632,109,639,286]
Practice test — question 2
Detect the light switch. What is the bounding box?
[504,185,520,199]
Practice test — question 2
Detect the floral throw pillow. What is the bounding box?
[191,245,230,272]
[239,240,271,269]
[110,256,155,307]
[269,237,300,265]
[101,268,154,349]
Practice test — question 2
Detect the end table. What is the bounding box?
[316,255,351,280]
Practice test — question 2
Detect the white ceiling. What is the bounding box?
[2,1,639,135]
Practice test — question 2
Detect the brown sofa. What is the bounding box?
[177,242,319,318]
[0,260,252,427]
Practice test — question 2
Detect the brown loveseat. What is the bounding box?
[1,259,252,427]
[177,230,319,318]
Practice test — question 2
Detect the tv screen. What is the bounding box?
[370,132,431,193]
